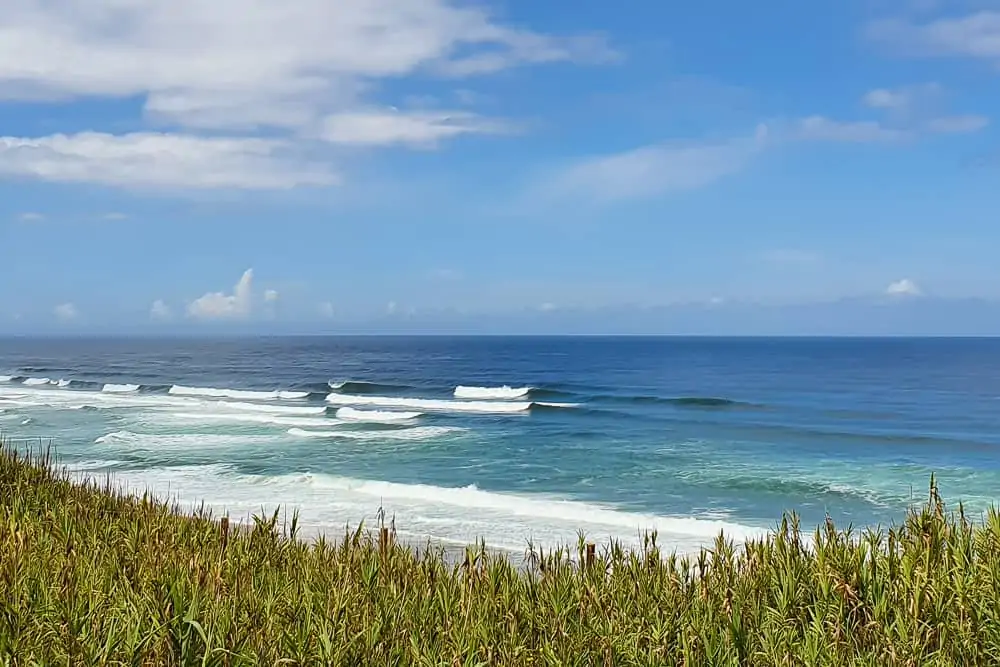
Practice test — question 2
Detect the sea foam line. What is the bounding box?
[66,462,768,555]
[336,407,422,423]
[163,412,341,428]
[288,426,462,442]
[168,385,309,401]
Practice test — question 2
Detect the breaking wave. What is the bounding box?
[454,385,532,400]
[103,383,140,394]
[336,407,422,423]
[326,393,533,414]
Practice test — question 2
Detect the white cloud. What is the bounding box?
[263,289,279,303]
[867,11,1000,62]
[318,301,335,319]
[187,269,255,320]
[546,125,768,203]
[0,132,335,190]
[53,303,78,321]
[101,212,130,221]
[886,278,923,296]
[149,299,172,321]
[796,116,909,143]
[321,110,510,148]
[16,211,44,222]
[862,83,942,112]
[924,114,990,133]
[0,0,611,132]
[863,88,912,110]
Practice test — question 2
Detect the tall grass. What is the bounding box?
[3,438,1000,665]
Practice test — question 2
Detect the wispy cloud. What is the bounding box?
[321,110,513,148]
[795,116,910,143]
[0,133,336,190]
[866,11,1000,62]
[0,1,613,191]
[543,125,768,204]
[862,82,943,112]
[16,211,44,222]
[924,114,990,133]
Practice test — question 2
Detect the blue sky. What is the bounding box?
[1,0,999,334]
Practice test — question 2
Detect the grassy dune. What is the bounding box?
[3,440,1000,665]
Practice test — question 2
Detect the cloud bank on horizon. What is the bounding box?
[0,0,998,333]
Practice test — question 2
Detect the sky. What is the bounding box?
[1,0,999,335]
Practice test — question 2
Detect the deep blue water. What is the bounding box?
[2,336,999,553]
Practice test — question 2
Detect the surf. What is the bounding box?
[326,393,532,414]
[336,407,422,423]
[454,385,532,400]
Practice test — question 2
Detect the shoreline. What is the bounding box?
[4,438,999,663]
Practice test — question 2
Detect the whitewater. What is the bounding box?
[3,336,1000,556]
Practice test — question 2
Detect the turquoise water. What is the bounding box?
[2,336,999,554]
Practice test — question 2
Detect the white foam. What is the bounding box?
[57,379,72,388]
[455,385,532,400]
[336,406,422,423]
[103,383,140,394]
[0,375,12,383]
[288,426,462,441]
[278,391,310,400]
[162,412,342,428]
[169,385,283,401]
[326,393,531,414]
[68,463,768,555]
[328,381,346,390]
[95,430,275,449]
[214,401,327,416]
[23,377,52,386]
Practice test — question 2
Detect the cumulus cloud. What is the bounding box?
[53,303,78,321]
[149,299,173,321]
[187,269,255,320]
[545,125,769,203]
[886,278,923,296]
[0,132,336,190]
[263,289,279,303]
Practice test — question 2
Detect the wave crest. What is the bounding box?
[454,385,532,400]
[103,383,140,394]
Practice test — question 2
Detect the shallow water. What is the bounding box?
[3,336,999,554]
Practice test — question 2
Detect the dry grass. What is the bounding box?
[3,438,1000,665]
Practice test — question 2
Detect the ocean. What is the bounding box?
[2,336,999,555]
